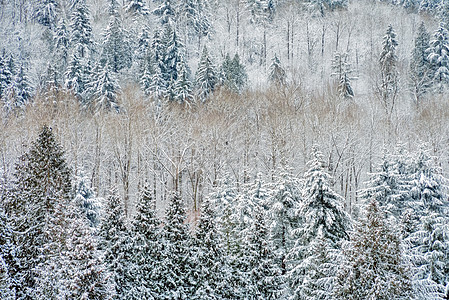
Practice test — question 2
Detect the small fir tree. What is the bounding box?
[195,46,218,101]
[269,54,286,86]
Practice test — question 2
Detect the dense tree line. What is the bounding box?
[1,126,448,299]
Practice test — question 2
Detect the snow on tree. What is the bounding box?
[101,12,132,73]
[379,24,399,114]
[287,147,350,300]
[65,51,87,99]
[11,64,32,108]
[410,22,433,104]
[178,0,212,38]
[0,205,15,300]
[334,199,412,299]
[267,169,302,275]
[99,186,132,299]
[129,183,163,299]
[0,50,13,100]
[268,54,286,86]
[409,147,449,214]
[125,0,149,16]
[7,126,72,299]
[159,193,193,299]
[331,52,354,99]
[34,0,60,29]
[152,0,176,24]
[359,147,414,219]
[173,58,193,103]
[70,0,94,59]
[190,198,225,299]
[74,171,102,227]
[406,211,449,299]
[245,204,283,299]
[195,46,218,102]
[428,23,449,92]
[52,18,70,79]
[221,53,248,93]
[161,23,184,94]
[89,62,120,112]
[63,201,109,299]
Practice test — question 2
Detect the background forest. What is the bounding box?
[1,0,449,299]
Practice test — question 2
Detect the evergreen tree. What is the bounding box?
[0,51,13,99]
[34,0,60,29]
[65,51,87,99]
[268,170,302,275]
[162,24,184,90]
[195,46,218,101]
[407,211,449,299]
[410,22,432,104]
[152,0,176,24]
[179,0,212,38]
[159,193,193,299]
[428,23,449,92]
[125,0,149,15]
[287,147,350,300]
[173,58,193,103]
[129,183,163,299]
[74,171,101,227]
[190,199,225,299]
[70,0,94,59]
[8,126,72,299]
[221,53,248,92]
[379,24,399,114]
[331,52,354,99]
[268,54,286,86]
[102,12,132,73]
[334,200,412,299]
[53,18,70,80]
[99,187,132,299]
[89,62,120,112]
[64,202,109,299]
[0,206,15,300]
[11,64,32,108]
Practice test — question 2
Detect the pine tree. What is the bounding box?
[268,169,302,275]
[12,64,32,108]
[269,54,286,86]
[334,200,412,299]
[8,126,72,299]
[190,199,225,299]
[287,147,350,300]
[195,46,218,101]
[64,202,109,299]
[74,171,101,227]
[99,187,132,299]
[428,23,449,92]
[159,193,193,299]
[221,53,248,92]
[34,0,60,29]
[407,211,449,299]
[89,63,120,112]
[129,183,163,299]
[70,0,94,59]
[152,0,176,24]
[410,22,432,104]
[379,24,399,114]
[173,58,193,103]
[331,52,354,99]
[125,0,149,15]
[102,12,132,73]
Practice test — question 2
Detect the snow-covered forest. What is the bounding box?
[1,0,449,298]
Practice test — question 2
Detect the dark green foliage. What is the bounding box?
[410,22,432,104]
[221,53,247,93]
[196,46,218,101]
[268,54,286,86]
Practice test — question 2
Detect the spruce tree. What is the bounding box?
[152,0,176,24]
[334,200,412,299]
[12,64,32,108]
[410,22,432,104]
[190,199,225,299]
[428,23,449,92]
[0,206,15,300]
[331,52,354,99]
[195,46,218,101]
[221,53,247,92]
[89,62,120,112]
[102,12,132,73]
[34,0,60,29]
[8,126,72,299]
[269,54,286,86]
[53,18,70,80]
[129,183,163,299]
[70,0,94,59]
[125,0,149,15]
[379,24,399,114]
[160,193,193,299]
[74,171,101,227]
[99,187,132,299]
[173,58,193,103]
